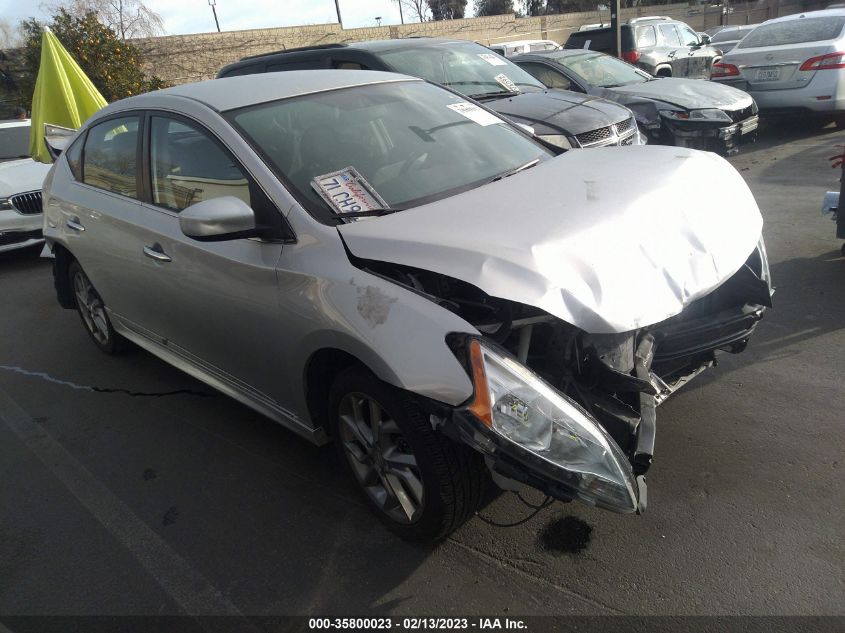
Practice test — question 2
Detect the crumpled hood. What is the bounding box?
[486,89,632,136]
[339,146,763,334]
[0,158,52,197]
[608,78,753,112]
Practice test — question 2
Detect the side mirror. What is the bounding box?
[43,123,77,162]
[700,33,711,45]
[179,196,257,241]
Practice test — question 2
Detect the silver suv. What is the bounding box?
[566,17,722,79]
[42,71,771,540]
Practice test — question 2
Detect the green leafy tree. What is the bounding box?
[428,0,468,19]
[474,0,515,15]
[20,8,167,107]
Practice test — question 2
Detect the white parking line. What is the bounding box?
[0,385,244,617]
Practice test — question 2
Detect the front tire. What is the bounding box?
[69,260,126,355]
[329,367,484,541]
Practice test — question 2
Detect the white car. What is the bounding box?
[711,9,845,123]
[488,39,560,57]
[0,120,52,253]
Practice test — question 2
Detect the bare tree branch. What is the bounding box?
[41,0,165,39]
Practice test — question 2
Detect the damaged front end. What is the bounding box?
[361,238,772,515]
[660,104,759,155]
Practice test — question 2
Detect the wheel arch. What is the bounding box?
[52,242,77,309]
[303,347,370,437]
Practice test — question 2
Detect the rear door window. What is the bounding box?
[738,17,845,48]
[659,24,682,46]
[82,116,140,198]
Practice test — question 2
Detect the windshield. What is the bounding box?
[375,41,545,99]
[549,51,649,87]
[0,124,31,161]
[738,16,845,48]
[228,80,551,223]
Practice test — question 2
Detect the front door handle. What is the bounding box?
[143,243,171,263]
[66,217,85,232]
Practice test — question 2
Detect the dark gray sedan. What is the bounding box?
[515,49,759,154]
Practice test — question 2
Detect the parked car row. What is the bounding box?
[568,9,845,127]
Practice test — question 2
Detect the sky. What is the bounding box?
[1,0,424,36]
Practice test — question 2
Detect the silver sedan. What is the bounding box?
[42,70,771,540]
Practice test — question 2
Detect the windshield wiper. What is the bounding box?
[490,158,540,182]
[333,208,404,221]
[469,90,520,100]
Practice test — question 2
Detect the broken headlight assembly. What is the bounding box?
[455,339,641,514]
[659,108,733,123]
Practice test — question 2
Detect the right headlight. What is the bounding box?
[464,339,639,513]
[0,198,13,211]
[537,134,574,150]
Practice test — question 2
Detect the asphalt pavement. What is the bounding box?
[1,121,843,618]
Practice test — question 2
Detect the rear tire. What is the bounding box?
[69,260,127,355]
[329,366,484,541]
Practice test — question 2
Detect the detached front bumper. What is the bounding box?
[666,115,759,155]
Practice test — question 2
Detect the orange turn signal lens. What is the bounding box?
[467,339,493,427]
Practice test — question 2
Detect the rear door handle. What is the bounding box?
[66,217,85,232]
[143,243,171,263]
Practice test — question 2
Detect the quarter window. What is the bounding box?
[65,133,84,181]
[149,116,251,212]
[82,116,139,198]
[636,26,657,48]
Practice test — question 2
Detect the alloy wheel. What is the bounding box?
[72,269,110,346]
[337,392,425,524]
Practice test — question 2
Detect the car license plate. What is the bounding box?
[755,67,781,81]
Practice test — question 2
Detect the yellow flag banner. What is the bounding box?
[29,29,107,163]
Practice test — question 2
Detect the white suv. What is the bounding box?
[0,120,52,253]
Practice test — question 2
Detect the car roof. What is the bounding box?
[761,7,845,24]
[519,49,605,59]
[99,70,421,114]
[495,39,557,46]
[237,37,484,62]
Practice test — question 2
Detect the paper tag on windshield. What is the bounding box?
[311,167,388,216]
[494,73,520,93]
[446,102,501,126]
[478,53,508,66]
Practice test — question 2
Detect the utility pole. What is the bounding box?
[335,0,343,27]
[610,0,621,58]
[209,0,221,32]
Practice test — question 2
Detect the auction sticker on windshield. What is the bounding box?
[478,53,508,66]
[312,167,389,216]
[447,102,502,126]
